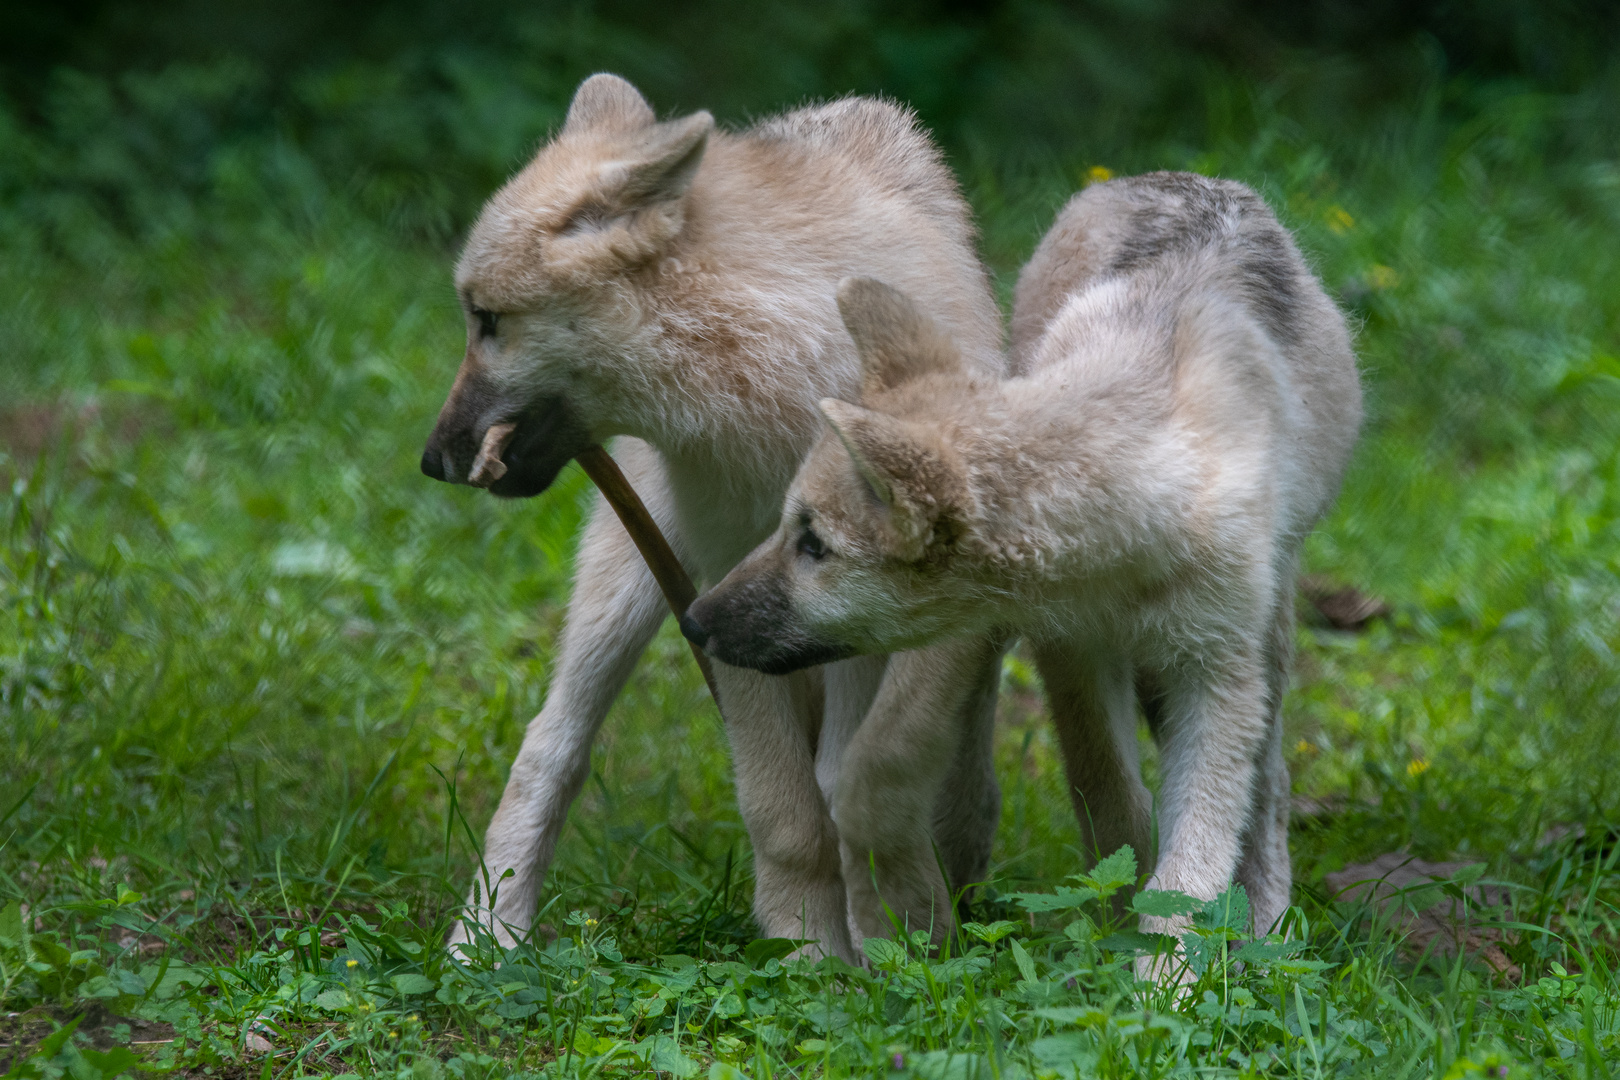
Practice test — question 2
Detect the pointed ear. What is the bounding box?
[549,111,714,272]
[836,277,963,400]
[819,398,899,506]
[818,398,966,557]
[604,111,713,208]
[564,74,655,135]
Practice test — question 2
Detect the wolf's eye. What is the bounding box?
[472,307,500,339]
[797,528,828,561]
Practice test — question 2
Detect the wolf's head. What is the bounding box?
[421,74,714,497]
[681,278,988,674]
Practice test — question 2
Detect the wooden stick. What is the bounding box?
[574,445,722,707]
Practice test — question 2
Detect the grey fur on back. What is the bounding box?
[1012,172,1321,371]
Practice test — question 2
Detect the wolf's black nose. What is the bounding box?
[421,447,447,481]
[678,612,709,649]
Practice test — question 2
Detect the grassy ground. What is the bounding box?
[4,29,1620,1079]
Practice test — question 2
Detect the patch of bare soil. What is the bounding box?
[0,1004,175,1070]
[0,1011,57,1072]
[1325,852,1520,981]
[0,397,171,464]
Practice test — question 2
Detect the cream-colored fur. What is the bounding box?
[684,172,1362,953]
[421,74,1007,960]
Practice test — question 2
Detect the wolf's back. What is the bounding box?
[749,97,979,259]
[1014,173,1306,367]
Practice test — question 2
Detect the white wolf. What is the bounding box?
[419,74,1007,959]
[682,172,1362,943]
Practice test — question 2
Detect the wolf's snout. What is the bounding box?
[677,611,709,649]
[684,575,854,676]
[420,446,448,481]
[419,394,591,499]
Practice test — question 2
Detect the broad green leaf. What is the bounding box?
[1194,885,1250,934]
[1008,887,1098,912]
[1077,847,1137,896]
[75,1045,141,1080]
[1234,937,1305,966]
[391,973,436,995]
[649,1038,700,1077]
[1131,889,1204,918]
[1032,1032,1099,1072]
[744,937,804,967]
[1033,1005,1106,1025]
[314,988,350,1011]
[862,936,909,970]
[1010,938,1038,983]
[1094,930,1172,955]
[960,920,1021,944]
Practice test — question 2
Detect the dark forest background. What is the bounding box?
[5,0,1617,243]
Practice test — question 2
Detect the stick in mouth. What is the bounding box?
[468,422,517,487]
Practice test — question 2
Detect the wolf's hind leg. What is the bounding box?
[1236,595,1297,935]
[1034,643,1153,870]
[1142,656,1269,918]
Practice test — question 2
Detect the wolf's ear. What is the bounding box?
[564,74,656,135]
[601,111,714,208]
[836,277,963,400]
[818,398,966,557]
[550,110,714,272]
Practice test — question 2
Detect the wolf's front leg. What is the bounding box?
[451,445,673,950]
[834,636,1002,950]
[718,662,856,962]
[930,636,1008,904]
[1136,656,1270,977]
[1034,644,1153,873]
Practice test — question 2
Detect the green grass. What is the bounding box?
[4,28,1620,1080]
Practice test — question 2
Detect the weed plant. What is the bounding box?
[3,6,1620,1077]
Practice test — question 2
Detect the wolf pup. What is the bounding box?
[420,74,1008,960]
[683,172,1362,945]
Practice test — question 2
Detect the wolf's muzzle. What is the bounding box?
[420,446,449,481]
[683,580,854,676]
[421,395,591,499]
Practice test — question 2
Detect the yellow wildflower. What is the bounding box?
[1407,758,1430,778]
[1326,206,1355,234]
[1085,165,1114,185]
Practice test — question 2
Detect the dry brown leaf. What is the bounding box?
[1299,575,1392,630]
